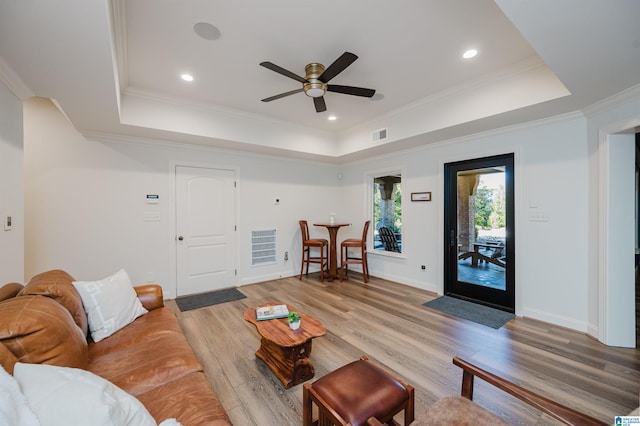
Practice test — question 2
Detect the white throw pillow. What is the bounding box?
[0,364,40,426]
[13,363,156,426]
[72,269,148,342]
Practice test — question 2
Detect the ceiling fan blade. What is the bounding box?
[327,84,376,98]
[314,96,327,113]
[259,61,306,83]
[319,52,358,83]
[261,88,304,102]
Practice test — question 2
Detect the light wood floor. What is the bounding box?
[168,274,640,425]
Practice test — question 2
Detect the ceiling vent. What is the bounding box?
[372,128,388,142]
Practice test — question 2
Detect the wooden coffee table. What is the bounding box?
[244,302,326,388]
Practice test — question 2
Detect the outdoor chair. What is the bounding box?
[378,226,400,252]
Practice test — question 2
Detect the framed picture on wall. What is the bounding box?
[411,192,431,202]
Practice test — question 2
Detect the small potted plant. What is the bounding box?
[287,311,302,330]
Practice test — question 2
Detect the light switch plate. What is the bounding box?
[143,212,161,222]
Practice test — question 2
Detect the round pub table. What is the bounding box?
[313,223,351,280]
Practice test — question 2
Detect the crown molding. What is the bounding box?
[122,87,336,140]
[582,83,640,119]
[110,0,128,91]
[0,56,34,100]
[80,130,339,166]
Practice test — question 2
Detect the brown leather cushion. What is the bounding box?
[89,332,203,396]
[0,295,88,371]
[312,359,410,426]
[0,283,23,302]
[137,371,232,425]
[410,396,510,426]
[19,269,89,337]
[87,307,183,359]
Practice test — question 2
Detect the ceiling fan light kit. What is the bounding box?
[303,63,326,98]
[260,52,376,113]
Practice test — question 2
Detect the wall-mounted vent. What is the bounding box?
[372,128,388,142]
[251,229,277,266]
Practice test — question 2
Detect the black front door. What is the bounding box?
[444,154,515,312]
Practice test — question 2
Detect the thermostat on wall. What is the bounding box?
[146,194,159,204]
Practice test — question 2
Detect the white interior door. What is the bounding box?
[176,166,236,296]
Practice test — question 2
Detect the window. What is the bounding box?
[371,172,402,253]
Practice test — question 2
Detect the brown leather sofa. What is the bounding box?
[0,269,231,426]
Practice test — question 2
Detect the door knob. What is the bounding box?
[178,236,184,241]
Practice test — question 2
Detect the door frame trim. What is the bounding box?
[169,161,238,299]
[597,118,639,347]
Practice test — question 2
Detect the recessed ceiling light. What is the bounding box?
[463,49,478,59]
[194,22,221,41]
[181,73,194,82]
[328,115,337,121]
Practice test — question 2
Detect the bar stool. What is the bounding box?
[340,220,370,283]
[303,356,415,426]
[299,220,328,281]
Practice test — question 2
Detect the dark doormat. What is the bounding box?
[422,296,514,329]
[176,287,246,312]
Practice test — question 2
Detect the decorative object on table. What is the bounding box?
[340,220,371,283]
[411,191,431,201]
[299,220,328,281]
[329,213,336,224]
[287,311,302,330]
[256,304,289,321]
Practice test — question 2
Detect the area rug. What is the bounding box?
[422,296,514,329]
[176,287,246,312]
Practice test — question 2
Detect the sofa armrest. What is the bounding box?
[0,283,23,302]
[134,284,164,311]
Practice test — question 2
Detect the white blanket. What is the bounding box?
[0,364,40,426]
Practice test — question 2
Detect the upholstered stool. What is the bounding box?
[303,356,414,426]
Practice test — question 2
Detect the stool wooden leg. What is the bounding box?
[404,385,415,425]
[303,384,314,426]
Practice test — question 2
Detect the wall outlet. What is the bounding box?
[4,215,12,231]
[284,251,288,261]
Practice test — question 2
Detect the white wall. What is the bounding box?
[339,113,591,331]
[0,80,24,284]
[23,91,638,339]
[24,97,339,298]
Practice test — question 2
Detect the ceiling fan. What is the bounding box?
[259,52,376,113]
